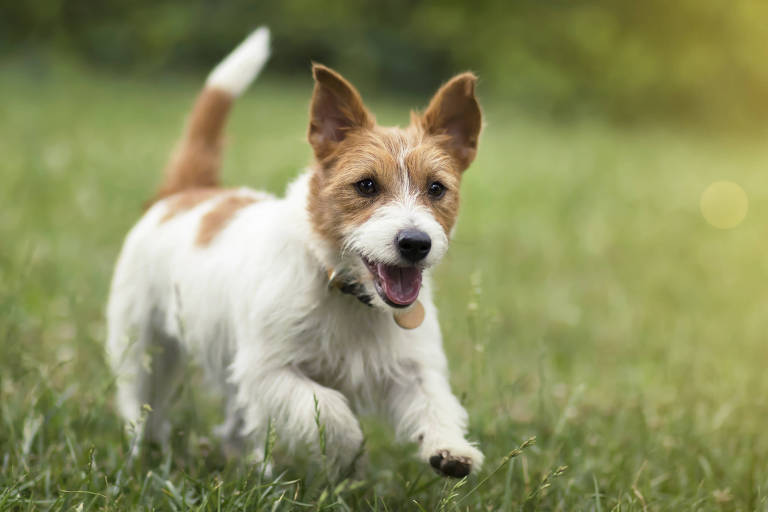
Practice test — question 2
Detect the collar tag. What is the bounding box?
[393,300,425,329]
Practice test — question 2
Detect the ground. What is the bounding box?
[2,60,768,511]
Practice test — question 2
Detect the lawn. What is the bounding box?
[2,60,768,511]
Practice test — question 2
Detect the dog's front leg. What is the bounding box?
[236,366,364,476]
[385,363,484,478]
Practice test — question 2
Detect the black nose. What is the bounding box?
[396,229,432,262]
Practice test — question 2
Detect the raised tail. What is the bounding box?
[150,27,270,204]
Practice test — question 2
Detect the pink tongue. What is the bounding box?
[377,264,423,305]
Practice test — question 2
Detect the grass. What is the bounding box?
[2,58,768,510]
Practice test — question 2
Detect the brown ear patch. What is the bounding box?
[420,73,482,172]
[160,187,228,223]
[195,194,259,246]
[308,64,374,162]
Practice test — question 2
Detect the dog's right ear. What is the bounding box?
[308,64,373,160]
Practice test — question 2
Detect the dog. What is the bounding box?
[106,27,484,478]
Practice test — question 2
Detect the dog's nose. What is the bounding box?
[396,229,432,262]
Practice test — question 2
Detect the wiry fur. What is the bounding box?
[106,28,484,478]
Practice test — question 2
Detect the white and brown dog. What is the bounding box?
[106,27,484,478]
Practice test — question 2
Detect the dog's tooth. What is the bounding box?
[393,300,425,329]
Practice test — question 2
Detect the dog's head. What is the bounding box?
[307,64,482,310]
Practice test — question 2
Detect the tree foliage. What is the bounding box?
[4,0,767,123]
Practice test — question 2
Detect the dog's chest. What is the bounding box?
[289,293,405,395]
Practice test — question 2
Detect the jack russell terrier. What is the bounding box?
[106,27,484,478]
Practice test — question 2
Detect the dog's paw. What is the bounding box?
[326,426,365,477]
[249,451,274,478]
[429,450,472,478]
[316,393,366,476]
[426,444,484,478]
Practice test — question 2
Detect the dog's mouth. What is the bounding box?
[362,258,423,308]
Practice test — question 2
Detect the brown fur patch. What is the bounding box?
[308,64,374,162]
[195,195,258,246]
[404,138,462,233]
[419,73,482,172]
[149,88,233,206]
[309,128,409,244]
[159,188,229,223]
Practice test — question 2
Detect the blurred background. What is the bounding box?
[2,1,768,509]
[4,0,768,126]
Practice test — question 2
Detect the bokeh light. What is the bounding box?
[700,181,749,229]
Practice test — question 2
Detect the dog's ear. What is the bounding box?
[420,73,482,172]
[308,64,373,160]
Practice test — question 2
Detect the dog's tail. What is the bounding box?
[150,27,270,204]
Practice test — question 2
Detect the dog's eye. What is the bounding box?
[355,178,378,197]
[427,181,447,199]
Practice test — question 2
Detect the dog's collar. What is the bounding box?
[326,268,425,329]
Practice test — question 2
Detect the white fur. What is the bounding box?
[343,199,449,269]
[206,27,270,96]
[106,34,482,477]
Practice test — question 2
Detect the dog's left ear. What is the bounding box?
[420,73,482,172]
[309,64,374,161]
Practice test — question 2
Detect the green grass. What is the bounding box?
[2,60,768,510]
